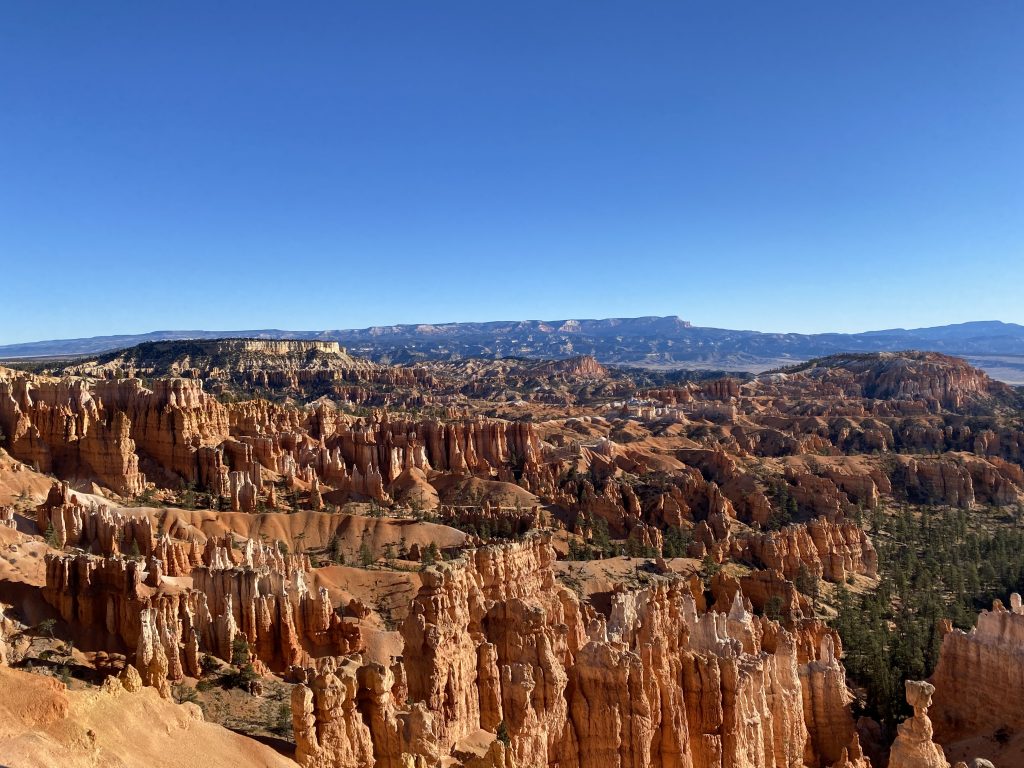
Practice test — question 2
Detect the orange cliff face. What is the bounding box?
[930,595,1024,749]
[0,370,227,495]
[0,372,147,496]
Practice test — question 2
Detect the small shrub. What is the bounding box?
[496,719,511,746]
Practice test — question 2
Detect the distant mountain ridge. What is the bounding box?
[2,317,1024,383]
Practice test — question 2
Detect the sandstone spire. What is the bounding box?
[888,680,949,768]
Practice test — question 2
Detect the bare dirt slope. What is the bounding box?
[0,665,298,768]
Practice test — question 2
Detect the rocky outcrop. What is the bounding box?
[531,355,608,379]
[851,353,995,411]
[0,364,550,508]
[192,563,359,669]
[70,338,426,403]
[136,607,171,698]
[799,634,862,766]
[0,370,231,493]
[0,605,8,665]
[293,658,376,768]
[0,372,146,495]
[734,519,877,583]
[896,457,976,508]
[399,535,578,761]
[957,454,1024,506]
[887,681,949,768]
[95,378,231,485]
[930,594,1024,743]
[710,569,809,620]
[36,482,153,556]
[294,535,864,768]
[772,353,1000,413]
[331,417,542,485]
[42,542,358,689]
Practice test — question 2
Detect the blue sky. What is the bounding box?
[1,2,1021,344]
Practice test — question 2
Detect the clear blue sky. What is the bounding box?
[1,2,1022,344]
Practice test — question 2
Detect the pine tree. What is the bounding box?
[359,541,374,568]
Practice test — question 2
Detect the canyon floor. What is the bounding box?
[1,339,1023,768]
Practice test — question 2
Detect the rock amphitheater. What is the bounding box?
[0,341,1022,767]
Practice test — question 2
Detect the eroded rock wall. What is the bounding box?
[296,535,863,768]
[930,594,1024,743]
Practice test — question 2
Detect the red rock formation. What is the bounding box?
[851,353,997,411]
[887,681,949,768]
[532,355,608,379]
[295,535,864,768]
[293,658,376,768]
[897,456,976,508]
[930,594,1024,743]
[36,482,153,556]
[764,353,1003,413]
[94,378,231,485]
[0,372,146,495]
[733,519,877,583]
[711,569,809,620]
[799,634,862,766]
[42,539,358,691]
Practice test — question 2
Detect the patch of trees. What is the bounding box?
[766,482,798,530]
[834,504,1024,729]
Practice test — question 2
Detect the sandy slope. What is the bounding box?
[156,508,468,558]
[0,666,298,767]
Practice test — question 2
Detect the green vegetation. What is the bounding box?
[496,720,511,746]
[764,595,784,621]
[328,534,346,565]
[359,541,374,567]
[766,482,798,530]
[224,636,259,690]
[699,554,720,584]
[834,503,1024,729]
[420,542,439,568]
[794,563,820,610]
[200,653,222,677]
[623,536,658,559]
[661,526,692,558]
[44,523,61,549]
[272,700,292,737]
[173,683,201,706]
[566,519,690,562]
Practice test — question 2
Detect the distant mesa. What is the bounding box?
[1,316,1023,384]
